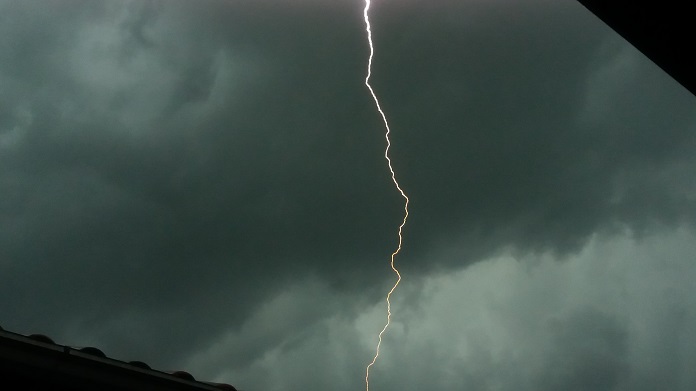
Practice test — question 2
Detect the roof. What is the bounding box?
[0,326,237,391]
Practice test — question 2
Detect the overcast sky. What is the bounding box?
[1,0,696,390]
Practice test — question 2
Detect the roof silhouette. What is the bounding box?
[0,326,237,391]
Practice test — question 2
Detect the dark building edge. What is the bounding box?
[0,327,237,391]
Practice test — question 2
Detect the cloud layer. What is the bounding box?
[1,1,695,390]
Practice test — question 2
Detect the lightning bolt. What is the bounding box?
[363,1,410,390]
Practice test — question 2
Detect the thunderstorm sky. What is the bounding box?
[1,1,696,390]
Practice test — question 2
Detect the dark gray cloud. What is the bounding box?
[369,1,696,263]
[1,0,695,390]
[192,229,696,391]
[0,0,401,363]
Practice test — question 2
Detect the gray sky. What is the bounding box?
[1,0,695,390]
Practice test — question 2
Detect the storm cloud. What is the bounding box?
[1,1,695,390]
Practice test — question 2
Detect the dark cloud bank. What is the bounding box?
[1,1,695,390]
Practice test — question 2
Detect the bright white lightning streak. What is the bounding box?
[363,1,410,391]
